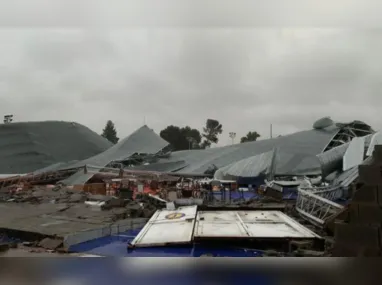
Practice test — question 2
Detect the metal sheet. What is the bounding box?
[61,125,170,185]
[194,211,319,239]
[0,121,112,174]
[158,126,340,176]
[366,131,382,156]
[343,137,365,171]
[214,150,275,180]
[131,206,197,247]
[195,211,248,237]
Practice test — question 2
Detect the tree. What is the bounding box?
[240,131,260,143]
[101,120,119,144]
[160,125,202,151]
[201,119,223,148]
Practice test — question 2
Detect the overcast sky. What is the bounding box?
[1,1,382,146]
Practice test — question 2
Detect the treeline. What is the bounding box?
[100,119,261,151]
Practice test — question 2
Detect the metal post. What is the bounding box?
[270,124,273,139]
[187,137,193,150]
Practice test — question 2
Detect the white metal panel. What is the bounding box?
[238,211,318,238]
[195,211,248,237]
[343,137,365,171]
[366,132,382,156]
[195,211,319,239]
[131,206,197,247]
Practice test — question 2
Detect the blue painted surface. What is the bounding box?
[212,188,298,201]
[69,228,265,257]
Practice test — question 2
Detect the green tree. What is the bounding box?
[160,125,202,151]
[240,131,261,143]
[101,120,119,144]
[201,119,223,148]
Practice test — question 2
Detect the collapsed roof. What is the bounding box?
[0,121,112,174]
[60,125,170,185]
[78,125,169,167]
[134,120,374,177]
[25,118,374,185]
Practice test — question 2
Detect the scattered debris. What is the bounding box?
[38,238,63,250]
[0,119,380,256]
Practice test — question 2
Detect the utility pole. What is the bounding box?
[229,132,236,145]
[270,124,273,139]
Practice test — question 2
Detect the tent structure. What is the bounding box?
[0,121,112,174]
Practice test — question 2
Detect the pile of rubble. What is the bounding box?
[332,145,382,256]
[0,184,167,255]
[0,185,162,219]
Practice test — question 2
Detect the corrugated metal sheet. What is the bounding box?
[276,152,321,175]
[194,211,319,239]
[79,125,169,167]
[0,121,112,174]
[159,127,340,176]
[56,123,373,184]
[343,137,365,171]
[213,147,322,179]
[214,150,274,180]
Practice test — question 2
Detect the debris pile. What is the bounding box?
[0,184,162,217]
[332,145,382,256]
[0,184,165,255]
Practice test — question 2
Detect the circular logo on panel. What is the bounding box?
[165,212,185,219]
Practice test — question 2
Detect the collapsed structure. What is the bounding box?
[53,118,374,193]
[0,121,112,174]
[0,117,380,256]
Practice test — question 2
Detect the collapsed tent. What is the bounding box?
[60,125,170,185]
[136,119,373,177]
[0,121,112,174]
[214,149,276,180]
[25,118,374,187]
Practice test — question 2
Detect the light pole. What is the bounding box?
[229,132,236,145]
[186,137,194,150]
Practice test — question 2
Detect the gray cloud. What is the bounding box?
[1,0,382,28]
[0,27,382,147]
